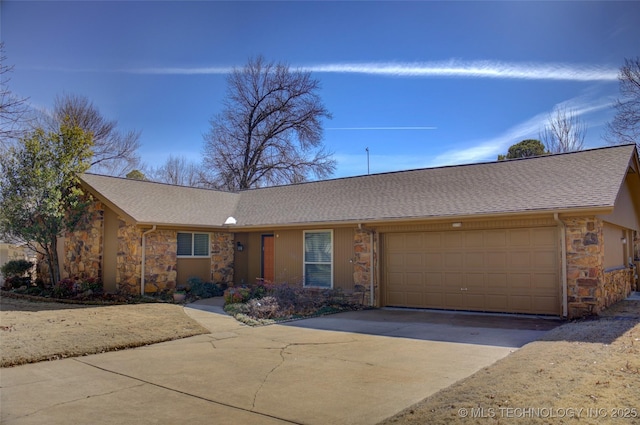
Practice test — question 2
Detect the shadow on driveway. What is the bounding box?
[284,308,563,348]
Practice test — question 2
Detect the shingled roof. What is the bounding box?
[80,144,637,229]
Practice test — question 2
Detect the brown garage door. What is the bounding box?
[384,228,560,315]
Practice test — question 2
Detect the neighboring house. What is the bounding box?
[0,241,28,286]
[62,144,640,318]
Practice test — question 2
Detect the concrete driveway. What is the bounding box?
[1,300,559,425]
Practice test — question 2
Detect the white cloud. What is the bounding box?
[124,59,618,82]
[305,60,618,81]
[327,127,437,131]
[428,94,614,167]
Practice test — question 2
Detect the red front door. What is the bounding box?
[262,235,275,282]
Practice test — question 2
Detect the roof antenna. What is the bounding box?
[366,147,370,175]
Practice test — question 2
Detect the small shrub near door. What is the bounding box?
[186,277,224,299]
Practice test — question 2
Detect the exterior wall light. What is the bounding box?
[236,241,244,252]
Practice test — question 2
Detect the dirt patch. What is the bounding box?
[380,299,640,425]
[0,296,210,367]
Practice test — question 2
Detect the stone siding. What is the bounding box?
[116,221,142,294]
[353,229,378,306]
[565,216,605,317]
[603,268,633,308]
[211,232,234,286]
[144,230,177,293]
[63,201,104,281]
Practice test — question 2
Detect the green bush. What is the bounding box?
[1,259,34,289]
[187,277,224,298]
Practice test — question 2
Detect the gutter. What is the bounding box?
[141,225,157,296]
[554,214,568,317]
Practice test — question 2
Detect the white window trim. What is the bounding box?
[177,232,211,258]
[303,229,333,288]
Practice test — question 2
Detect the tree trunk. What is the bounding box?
[47,238,61,286]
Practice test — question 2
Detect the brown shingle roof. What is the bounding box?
[80,144,637,228]
[80,174,239,227]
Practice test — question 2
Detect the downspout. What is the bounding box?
[554,214,568,317]
[370,230,375,307]
[141,225,157,296]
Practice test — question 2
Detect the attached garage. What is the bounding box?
[383,227,561,315]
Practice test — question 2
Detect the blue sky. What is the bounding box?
[2,1,639,178]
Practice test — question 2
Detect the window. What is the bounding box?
[177,232,210,257]
[304,230,333,288]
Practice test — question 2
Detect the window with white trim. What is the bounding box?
[303,230,333,288]
[177,232,210,257]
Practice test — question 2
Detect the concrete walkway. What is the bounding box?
[1,299,558,425]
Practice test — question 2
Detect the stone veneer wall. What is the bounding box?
[565,216,605,317]
[211,232,234,286]
[564,216,634,317]
[116,220,142,294]
[63,201,104,281]
[603,268,633,308]
[143,230,177,293]
[353,229,378,306]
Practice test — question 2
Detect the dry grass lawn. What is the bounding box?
[0,296,210,367]
[380,299,640,425]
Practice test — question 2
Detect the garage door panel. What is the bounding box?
[486,251,507,268]
[387,253,405,267]
[465,273,485,289]
[532,227,556,245]
[509,229,531,246]
[425,253,442,268]
[510,251,531,267]
[445,252,463,268]
[533,251,557,268]
[444,232,463,248]
[444,293,464,308]
[485,230,507,247]
[465,252,485,268]
[384,228,560,315]
[405,234,423,250]
[405,272,424,287]
[509,273,531,292]
[405,292,425,307]
[424,233,442,248]
[486,295,509,311]
[486,273,508,289]
[533,297,559,314]
[465,231,484,247]
[405,253,423,268]
[386,234,405,250]
[386,291,406,306]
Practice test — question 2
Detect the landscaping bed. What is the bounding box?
[222,281,366,325]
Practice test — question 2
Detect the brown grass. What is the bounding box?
[0,296,210,367]
[380,300,640,425]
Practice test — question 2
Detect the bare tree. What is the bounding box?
[606,57,640,150]
[40,94,141,176]
[203,56,335,190]
[149,154,205,187]
[540,107,586,153]
[0,42,30,148]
